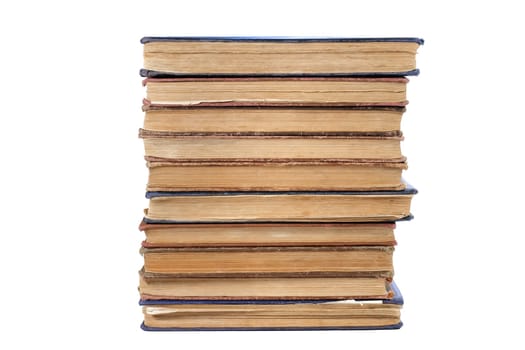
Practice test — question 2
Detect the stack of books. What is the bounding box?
[137,36,423,331]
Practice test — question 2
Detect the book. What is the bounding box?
[141,245,394,277]
[139,271,393,301]
[139,221,397,248]
[145,160,406,191]
[140,36,423,77]
[140,131,405,162]
[142,106,406,134]
[143,186,417,223]
[139,281,404,331]
[142,77,409,107]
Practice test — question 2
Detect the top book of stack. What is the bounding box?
[140,37,424,77]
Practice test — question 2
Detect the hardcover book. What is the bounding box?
[139,271,394,301]
[139,221,398,248]
[143,186,417,223]
[140,245,395,278]
[145,160,408,191]
[142,77,410,107]
[140,130,406,163]
[142,105,407,134]
[140,36,423,77]
[139,281,404,331]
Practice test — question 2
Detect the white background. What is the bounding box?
[1,0,524,348]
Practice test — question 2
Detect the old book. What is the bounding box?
[140,131,405,162]
[139,221,397,248]
[142,77,409,107]
[140,281,404,331]
[142,106,406,134]
[139,271,393,300]
[141,246,394,277]
[145,160,407,191]
[140,36,423,77]
[144,186,416,223]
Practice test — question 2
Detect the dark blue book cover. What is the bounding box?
[141,36,423,78]
[141,36,424,44]
[146,183,418,198]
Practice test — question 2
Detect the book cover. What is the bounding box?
[145,183,417,198]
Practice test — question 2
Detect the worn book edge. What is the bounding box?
[140,281,403,331]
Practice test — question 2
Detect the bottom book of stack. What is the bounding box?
[140,282,403,331]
